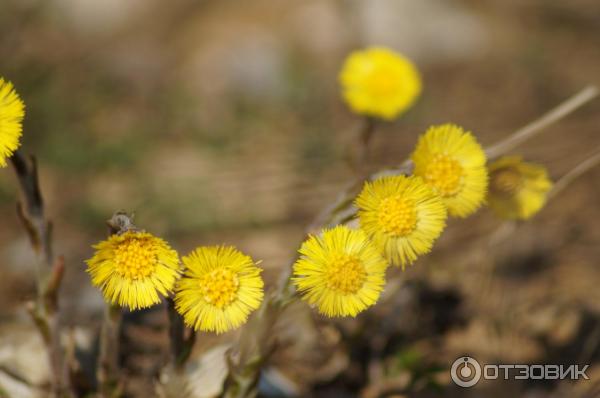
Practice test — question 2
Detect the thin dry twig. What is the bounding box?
[485,86,598,159]
[549,147,600,199]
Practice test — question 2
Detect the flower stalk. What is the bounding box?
[95,212,135,397]
[11,151,72,397]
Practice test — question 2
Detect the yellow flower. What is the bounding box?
[339,47,421,120]
[86,231,180,310]
[0,78,25,167]
[292,226,387,317]
[355,175,447,268]
[411,124,488,217]
[487,156,552,220]
[174,246,264,334]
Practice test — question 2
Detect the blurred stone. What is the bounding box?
[354,0,488,63]
[289,1,349,57]
[2,237,37,274]
[183,344,230,398]
[259,367,301,398]
[0,323,50,388]
[55,0,150,37]
[183,27,286,102]
[0,372,39,398]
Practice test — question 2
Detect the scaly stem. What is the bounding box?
[11,151,71,397]
[97,304,122,397]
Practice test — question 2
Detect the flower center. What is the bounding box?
[424,154,464,197]
[377,196,418,236]
[114,237,157,280]
[491,168,522,196]
[199,268,239,309]
[367,68,400,97]
[326,254,367,295]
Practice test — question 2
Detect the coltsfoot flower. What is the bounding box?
[487,156,552,220]
[339,47,421,120]
[356,175,447,268]
[174,246,264,334]
[293,226,387,317]
[86,231,180,310]
[0,78,25,167]
[411,124,488,217]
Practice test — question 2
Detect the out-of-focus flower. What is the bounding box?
[0,78,25,167]
[175,246,263,334]
[292,226,387,317]
[411,124,488,217]
[355,175,447,268]
[487,156,552,220]
[339,47,421,120]
[86,231,180,310]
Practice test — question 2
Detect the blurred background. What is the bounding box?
[1,0,600,397]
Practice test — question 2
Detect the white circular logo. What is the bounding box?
[451,356,482,387]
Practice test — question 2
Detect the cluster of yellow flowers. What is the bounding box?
[291,47,553,318]
[86,231,264,334]
[292,124,488,317]
[0,51,555,334]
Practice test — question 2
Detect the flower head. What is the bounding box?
[339,47,421,120]
[86,231,180,310]
[356,175,447,268]
[174,246,264,334]
[487,156,552,220]
[293,226,387,317]
[411,124,488,217]
[0,78,25,167]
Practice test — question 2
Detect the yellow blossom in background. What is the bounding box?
[411,124,488,218]
[0,78,25,167]
[339,47,421,120]
[86,231,180,310]
[487,156,552,220]
[292,226,387,317]
[355,175,447,268]
[174,246,264,334]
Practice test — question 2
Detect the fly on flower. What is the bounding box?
[355,175,447,268]
[0,78,25,167]
[487,156,553,220]
[174,246,264,334]
[339,47,421,120]
[86,231,181,310]
[411,124,488,218]
[293,226,387,318]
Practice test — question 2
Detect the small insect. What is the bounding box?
[106,211,139,234]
